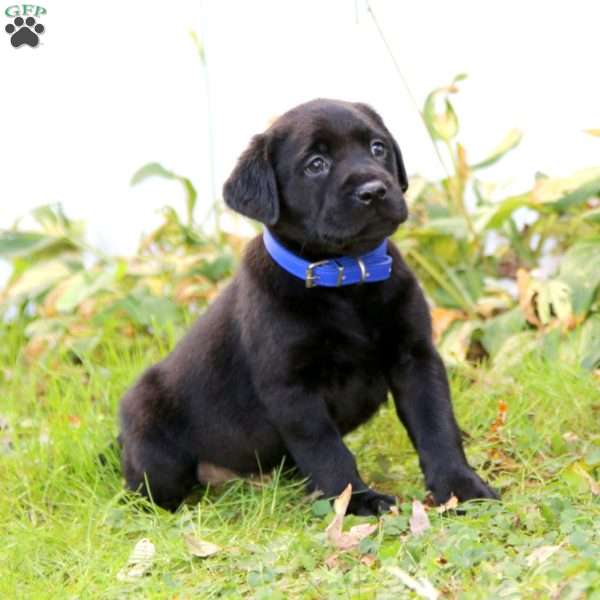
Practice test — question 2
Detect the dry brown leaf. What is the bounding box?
[67,415,81,428]
[517,269,540,327]
[116,538,156,581]
[490,400,508,435]
[430,307,464,343]
[24,337,49,362]
[360,554,377,567]
[436,495,459,514]
[387,566,439,600]
[324,553,340,569]
[197,462,240,485]
[487,448,520,472]
[587,476,600,496]
[78,298,97,319]
[409,500,430,536]
[183,533,221,558]
[325,484,378,550]
[526,544,560,567]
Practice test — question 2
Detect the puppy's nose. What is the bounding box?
[355,180,387,205]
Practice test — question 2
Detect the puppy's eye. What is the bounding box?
[305,156,328,175]
[371,141,387,158]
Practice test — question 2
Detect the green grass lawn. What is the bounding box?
[1,319,599,599]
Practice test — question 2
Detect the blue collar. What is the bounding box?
[262,229,393,288]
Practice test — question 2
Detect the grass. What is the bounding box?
[1,317,599,599]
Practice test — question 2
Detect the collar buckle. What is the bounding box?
[305,259,332,288]
[355,257,368,284]
[333,261,345,287]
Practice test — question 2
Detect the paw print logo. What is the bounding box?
[5,16,45,48]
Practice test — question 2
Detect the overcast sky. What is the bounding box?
[1,0,598,258]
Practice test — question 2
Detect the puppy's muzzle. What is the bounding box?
[355,180,388,205]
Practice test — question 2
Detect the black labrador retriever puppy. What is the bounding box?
[119,99,498,515]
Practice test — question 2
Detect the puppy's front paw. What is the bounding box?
[428,467,499,505]
[347,489,396,516]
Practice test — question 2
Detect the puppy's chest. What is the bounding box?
[288,306,391,431]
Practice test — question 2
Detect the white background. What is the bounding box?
[1,0,598,258]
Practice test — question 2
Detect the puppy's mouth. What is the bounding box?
[316,198,407,254]
[317,220,399,255]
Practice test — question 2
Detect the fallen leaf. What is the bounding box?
[325,484,378,550]
[436,495,459,514]
[387,566,439,600]
[490,400,508,434]
[183,533,221,558]
[196,462,239,485]
[409,500,430,536]
[423,492,436,508]
[333,483,352,516]
[430,307,464,343]
[360,554,377,567]
[324,553,340,569]
[526,544,560,567]
[67,415,81,428]
[573,463,600,495]
[487,448,520,472]
[586,476,600,496]
[117,538,156,581]
[517,269,540,327]
[562,431,579,443]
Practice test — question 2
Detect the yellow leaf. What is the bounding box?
[430,307,464,344]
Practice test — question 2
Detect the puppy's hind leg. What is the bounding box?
[119,368,197,510]
[121,434,197,510]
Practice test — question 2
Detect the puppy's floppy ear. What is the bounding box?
[354,103,409,193]
[223,134,280,225]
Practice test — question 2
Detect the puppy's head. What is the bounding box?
[223,99,408,256]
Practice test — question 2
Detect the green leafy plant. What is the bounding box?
[0,175,237,359]
[394,75,600,370]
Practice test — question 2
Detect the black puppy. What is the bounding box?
[119,99,497,515]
